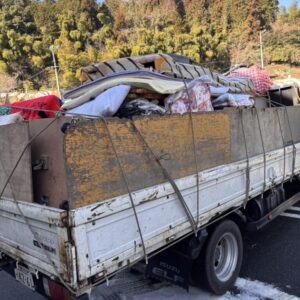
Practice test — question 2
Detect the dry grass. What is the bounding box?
[266,64,300,80]
[0,74,17,93]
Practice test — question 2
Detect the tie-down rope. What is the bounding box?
[255,108,267,194]
[177,64,201,229]
[94,120,149,264]
[240,109,250,208]
[276,109,287,185]
[284,107,296,179]
[130,121,198,236]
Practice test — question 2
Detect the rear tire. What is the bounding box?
[192,220,243,295]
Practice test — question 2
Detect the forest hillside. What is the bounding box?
[0,0,299,91]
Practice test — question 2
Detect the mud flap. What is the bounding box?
[146,229,208,291]
[146,248,192,291]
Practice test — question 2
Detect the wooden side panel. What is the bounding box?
[229,107,300,162]
[285,106,300,144]
[0,122,33,202]
[65,112,231,208]
[29,118,71,208]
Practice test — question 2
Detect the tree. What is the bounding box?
[0,0,288,90]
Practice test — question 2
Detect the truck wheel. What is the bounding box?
[192,220,243,295]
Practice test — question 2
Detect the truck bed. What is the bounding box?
[70,143,300,282]
[0,143,299,289]
[1,107,300,293]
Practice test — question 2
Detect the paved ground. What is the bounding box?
[0,270,44,300]
[241,204,300,297]
[1,209,300,299]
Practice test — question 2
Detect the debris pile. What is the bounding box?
[0,53,277,125]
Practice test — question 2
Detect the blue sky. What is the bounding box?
[279,0,298,7]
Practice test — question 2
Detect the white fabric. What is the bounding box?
[0,112,23,126]
[209,86,230,96]
[212,93,254,107]
[67,85,131,118]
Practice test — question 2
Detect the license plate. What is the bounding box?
[14,265,35,291]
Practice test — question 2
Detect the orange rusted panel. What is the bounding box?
[64,112,230,208]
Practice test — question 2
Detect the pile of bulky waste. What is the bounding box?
[0,53,275,125]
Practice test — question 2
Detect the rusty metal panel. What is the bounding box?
[0,122,33,202]
[64,112,231,208]
[29,118,71,208]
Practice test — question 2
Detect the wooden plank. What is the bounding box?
[64,112,231,208]
[0,122,33,202]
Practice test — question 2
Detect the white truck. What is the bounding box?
[1,106,300,300]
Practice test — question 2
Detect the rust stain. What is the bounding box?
[58,237,70,282]
[139,191,159,204]
[65,112,230,209]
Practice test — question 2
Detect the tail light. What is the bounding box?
[42,277,71,300]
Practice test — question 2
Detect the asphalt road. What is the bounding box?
[1,210,300,299]
[0,269,45,300]
[241,205,300,296]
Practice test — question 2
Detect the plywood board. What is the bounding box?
[64,112,231,208]
[29,118,71,208]
[0,122,33,202]
[229,107,300,162]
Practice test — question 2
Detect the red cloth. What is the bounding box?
[10,95,61,120]
[228,65,273,96]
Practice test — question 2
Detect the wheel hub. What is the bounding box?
[213,232,238,282]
